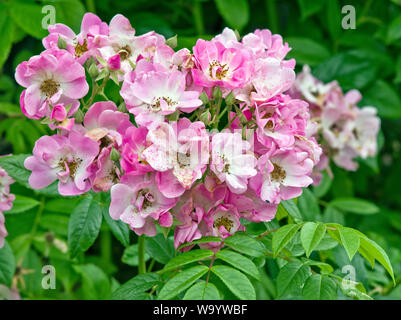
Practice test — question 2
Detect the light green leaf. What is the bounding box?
[5,195,40,214]
[122,245,150,267]
[358,236,395,284]
[338,226,360,261]
[224,232,265,257]
[216,250,260,280]
[163,249,214,272]
[211,265,256,300]
[297,0,324,21]
[330,198,379,215]
[67,194,103,258]
[0,5,15,68]
[302,274,337,300]
[183,281,221,300]
[0,241,15,286]
[73,264,111,299]
[361,80,401,119]
[286,37,330,66]
[272,224,302,257]
[113,273,159,300]
[112,273,161,300]
[214,0,249,31]
[298,188,321,221]
[102,207,130,247]
[145,234,175,264]
[281,199,303,222]
[300,222,326,257]
[326,0,341,40]
[276,260,311,298]
[158,265,209,300]
[178,236,222,250]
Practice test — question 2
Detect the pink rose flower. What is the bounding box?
[24,131,99,196]
[15,49,88,119]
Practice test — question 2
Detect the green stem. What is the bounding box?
[138,235,146,275]
[266,0,279,34]
[192,1,205,35]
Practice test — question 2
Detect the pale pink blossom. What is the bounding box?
[43,12,109,64]
[24,131,99,196]
[143,118,209,197]
[109,173,177,236]
[210,132,257,194]
[15,49,88,119]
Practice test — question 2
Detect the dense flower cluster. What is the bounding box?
[16,13,329,249]
[0,165,15,248]
[291,65,380,184]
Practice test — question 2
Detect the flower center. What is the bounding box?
[40,79,60,98]
[58,158,82,178]
[118,45,132,61]
[75,40,88,57]
[213,216,234,232]
[208,60,229,80]
[271,162,286,182]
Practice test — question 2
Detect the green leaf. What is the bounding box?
[361,80,401,119]
[163,249,214,272]
[313,50,378,91]
[45,198,80,215]
[338,226,360,261]
[112,273,161,300]
[102,207,130,247]
[183,281,221,300]
[395,55,401,84]
[158,265,209,300]
[122,245,150,267]
[281,199,303,222]
[326,0,341,40]
[358,236,395,284]
[39,213,69,237]
[313,171,332,198]
[300,222,326,257]
[298,188,321,221]
[286,37,330,66]
[216,250,260,280]
[272,224,302,257]
[302,274,337,300]
[0,6,15,68]
[276,260,311,298]
[302,259,334,273]
[145,233,175,264]
[5,195,40,214]
[211,265,256,300]
[0,154,30,187]
[387,16,401,44]
[67,194,103,258]
[0,241,15,286]
[178,236,222,250]
[330,198,379,215]
[73,264,111,299]
[9,1,48,39]
[224,232,265,257]
[214,0,249,31]
[297,0,324,21]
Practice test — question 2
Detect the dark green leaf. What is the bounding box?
[0,241,15,286]
[145,234,175,264]
[276,260,311,298]
[302,274,337,300]
[224,232,265,257]
[216,249,260,280]
[112,273,161,300]
[214,0,249,30]
[183,281,221,300]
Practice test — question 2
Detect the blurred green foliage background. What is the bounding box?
[1,0,401,299]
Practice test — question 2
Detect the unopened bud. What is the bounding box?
[199,92,209,105]
[225,91,235,105]
[88,63,99,78]
[110,147,121,162]
[212,86,222,100]
[57,36,67,50]
[200,110,211,125]
[166,35,178,49]
[73,109,84,123]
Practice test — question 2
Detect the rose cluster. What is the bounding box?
[16,13,324,249]
[0,165,15,248]
[291,65,380,184]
